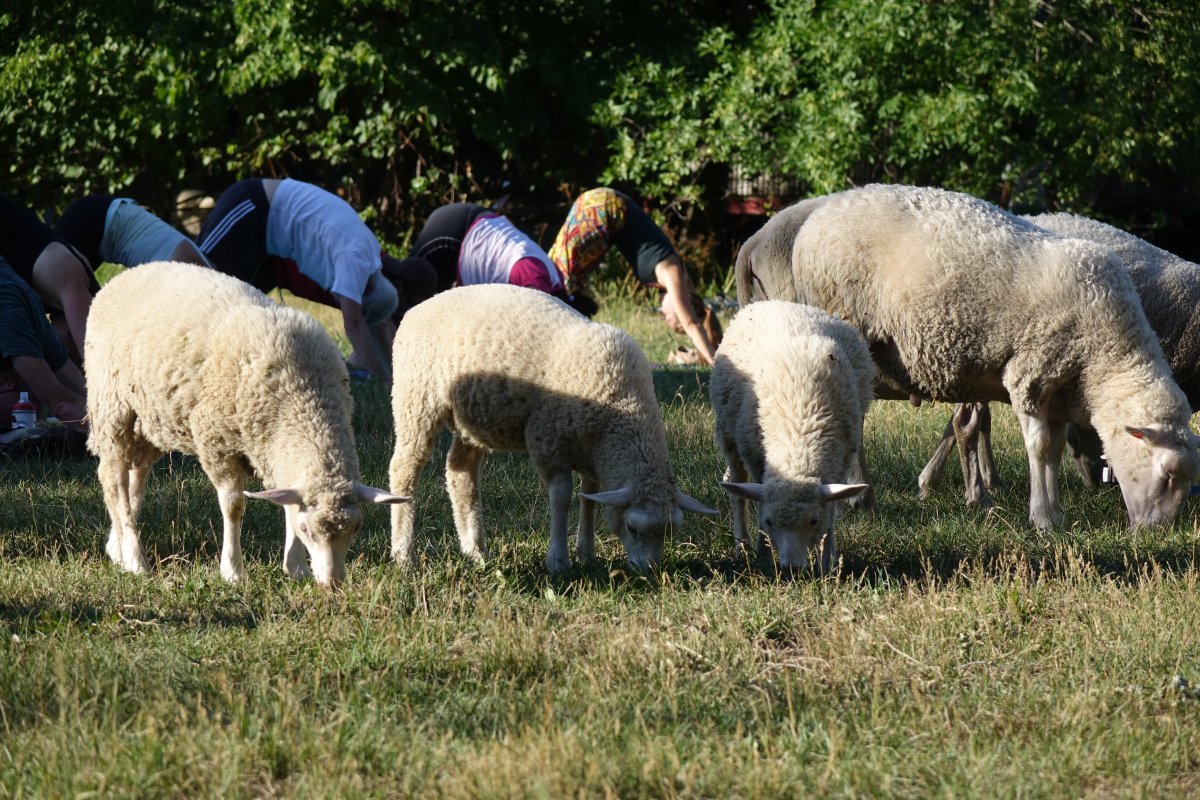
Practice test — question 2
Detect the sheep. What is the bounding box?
[757,183,1196,529]
[711,301,872,572]
[921,213,1200,498]
[85,261,407,587]
[387,284,715,573]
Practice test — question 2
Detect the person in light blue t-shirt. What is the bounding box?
[196,178,398,380]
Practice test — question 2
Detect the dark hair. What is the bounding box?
[383,255,440,323]
[566,292,599,318]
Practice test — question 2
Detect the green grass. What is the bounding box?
[4,293,1200,798]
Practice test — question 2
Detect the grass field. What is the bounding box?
[3,290,1200,798]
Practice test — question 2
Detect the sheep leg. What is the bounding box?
[721,456,754,559]
[1015,410,1067,529]
[213,478,248,582]
[918,416,957,499]
[282,507,311,581]
[388,418,441,566]
[1066,423,1105,489]
[976,403,1006,492]
[445,435,488,565]
[845,445,879,515]
[954,402,994,508]
[98,455,150,574]
[546,471,574,573]
[575,476,598,562]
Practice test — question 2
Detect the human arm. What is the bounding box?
[369,317,395,369]
[337,294,391,381]
[10,355,87,424]
[653,255,718,365]
[30,242,94,358]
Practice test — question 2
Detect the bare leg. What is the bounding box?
[954,402,993,508]
[721,456,753,558]
[976,403,1005,492]
[576,475,598,561]
[445,436,487,565]
[98,455,149,574]
[918,416,957,499]
[546,471,574,573]
[213,477,248,582]
[845,446,879,515]
[282,508,311,581]
[1016,410,1067,529]
[389,416,440,565]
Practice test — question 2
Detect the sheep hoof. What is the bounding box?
[222,561,247,582]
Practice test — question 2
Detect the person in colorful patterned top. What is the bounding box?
[548,187,720,365]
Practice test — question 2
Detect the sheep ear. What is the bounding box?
[1126,426,1163,445]
[676,490,717,515]
[355,483,411,504]
[579,486,635,506]
[246,488,304,506]
[720,481,766,501]
[818,483,871,502]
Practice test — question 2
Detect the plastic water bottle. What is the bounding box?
[11,392,36,429]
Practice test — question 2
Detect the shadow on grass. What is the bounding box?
[0,598,261,634]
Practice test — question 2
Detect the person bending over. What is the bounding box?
[409,203,593,314]
[0,193,99,361]
[196,178,398,381]
[55,193,212,270]
[0,256,87,430]
[549,187,720,364]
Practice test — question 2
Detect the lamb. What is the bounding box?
[711,301,872,572]
[921,213,1200,498]
[756,183,1196,529]
[85,261,407,587]
[387,284,715,573]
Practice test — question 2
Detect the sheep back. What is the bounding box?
[1027,212,1200,409]
[85,261,360,494]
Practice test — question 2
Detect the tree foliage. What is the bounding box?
[2,0,1198,246]
[597,0,1200,224]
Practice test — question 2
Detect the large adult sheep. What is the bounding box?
[711,301,872,572]
[770,183,1196,529]
[922,213,1200,498]
[388,284,715,573]
[85,261,407,587]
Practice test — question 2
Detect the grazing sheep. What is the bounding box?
[388,284,715,573]
[85,261,407,587]
[773,184,1197,529]
[923,213,1200,497]
[711,301,872,572]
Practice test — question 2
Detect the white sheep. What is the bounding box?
[711,301,872,571]
[774,184,1197,529]
[922,213,1200,497]
[85,261,407,587]
[387,284,715,573]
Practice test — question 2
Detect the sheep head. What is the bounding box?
[1105,425,1199,528]
[580,486,716,572]
[247,483,410,587]
[721,479,869,573]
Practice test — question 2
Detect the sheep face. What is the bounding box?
[723,479,870,573]
[605,502,679,572]
[248,483,410,586]
[1107,426,1199,527]
[287,497,364,587]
